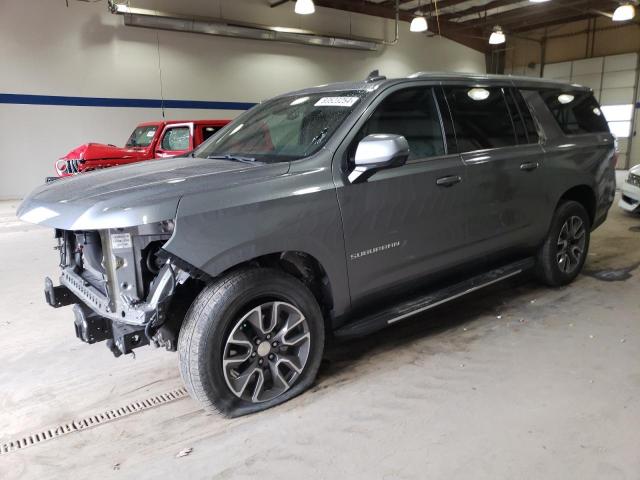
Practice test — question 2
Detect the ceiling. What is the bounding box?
[271,0,634,51]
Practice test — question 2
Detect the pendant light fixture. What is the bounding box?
[295,0,315,15]
[489,25,506,45]
[410,0,428,33]
[612,2,636,21]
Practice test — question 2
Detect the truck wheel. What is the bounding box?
[178,268,324,417]
[535,200,591,287]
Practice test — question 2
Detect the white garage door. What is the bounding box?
[542,53,640,169]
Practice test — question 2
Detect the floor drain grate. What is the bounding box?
[0,387,188,456]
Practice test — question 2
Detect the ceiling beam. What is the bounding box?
[311,0,488,52]
[405,0,471,13]
[457,0,621,29]
[511,13,596,32]
[457,0,594,29]
[438,0,522,21]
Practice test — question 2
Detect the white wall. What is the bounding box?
[0,0,485,199]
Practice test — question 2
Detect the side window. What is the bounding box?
[435,87,458,153]
[504,89,528,145]
[355,87,445,161]
[201,126,220,142]
[538,89,609,135]
[514,90,540,143]
[161,126,190,151]
[443,86,517,152]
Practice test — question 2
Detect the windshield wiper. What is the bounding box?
[206,154,263,165]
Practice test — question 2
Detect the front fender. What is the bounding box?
[162,158,350,317]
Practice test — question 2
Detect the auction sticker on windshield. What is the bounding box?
[314,97,360,107]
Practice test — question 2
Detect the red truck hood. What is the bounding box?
[62,143,149,161]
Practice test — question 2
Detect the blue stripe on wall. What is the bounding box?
[0,93,256,110]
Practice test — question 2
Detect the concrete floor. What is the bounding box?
[1,197,639,479]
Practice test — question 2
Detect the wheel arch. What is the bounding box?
[557,184,596,227]
[222,251,335,321]
[169,249,338,329]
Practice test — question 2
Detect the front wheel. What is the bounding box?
[535,200,591,287]
[178,268,325,417]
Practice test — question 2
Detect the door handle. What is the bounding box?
[436,175,462,187]
[520,161,539,171]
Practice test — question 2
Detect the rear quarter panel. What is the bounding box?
[526,90,616,234]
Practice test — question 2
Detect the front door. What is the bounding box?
[334,85,468,307]
[155,123,193,158]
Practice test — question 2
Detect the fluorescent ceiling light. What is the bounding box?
[612,3,635,21]
[295,0,315,15]
[467,88,490,101]
[489,25,505,44]
[410,14,428,33]
[529,0,551,3]
[558,94,575,104]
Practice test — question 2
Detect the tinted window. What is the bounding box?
[514,90,539,143]
[538,89,609,135]
[356,87,445,160]
[444,87,517,152]
[505,89,528,145]
[161,127,190,151]
[435,87,457,153]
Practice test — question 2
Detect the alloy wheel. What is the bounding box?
[556,215,586,274]
[222,301,311,403]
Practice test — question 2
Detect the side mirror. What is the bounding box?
[348,134,409,184]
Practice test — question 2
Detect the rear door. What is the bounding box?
[155,123,194,158]
[334,85,468,306]
[441,84,545,254]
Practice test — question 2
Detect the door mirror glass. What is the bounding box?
[349,134,409,183]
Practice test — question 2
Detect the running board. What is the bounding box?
[334,257,535,339]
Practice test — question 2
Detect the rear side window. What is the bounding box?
[161,126,190,151]
[504,88,540,145]
[538,89,609,135]
[357,87,445,160]
[443,86,516,152]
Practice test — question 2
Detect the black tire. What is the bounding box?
[535,200,591,287]
[178,268,325,417]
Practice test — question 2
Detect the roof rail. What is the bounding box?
[366,70,387,83]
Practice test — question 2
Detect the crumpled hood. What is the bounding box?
[18,156,289,230]
[62,142,149,161]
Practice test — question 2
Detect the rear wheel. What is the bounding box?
[535,200,590,286]
[178,268,324,417]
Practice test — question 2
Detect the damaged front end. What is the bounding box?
[46,221,194,357]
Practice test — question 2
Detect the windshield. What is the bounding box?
[126,125,158,147]
[194,91,367,162]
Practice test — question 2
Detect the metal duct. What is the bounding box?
[108,1,380,51]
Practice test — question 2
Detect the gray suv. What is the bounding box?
[18,72,616,416]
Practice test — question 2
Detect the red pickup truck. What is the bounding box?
[54,119,230,177]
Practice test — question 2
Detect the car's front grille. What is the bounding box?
[66,159,82,174]
[628,173,640,188]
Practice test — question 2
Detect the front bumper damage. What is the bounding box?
[44,225,190,356]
